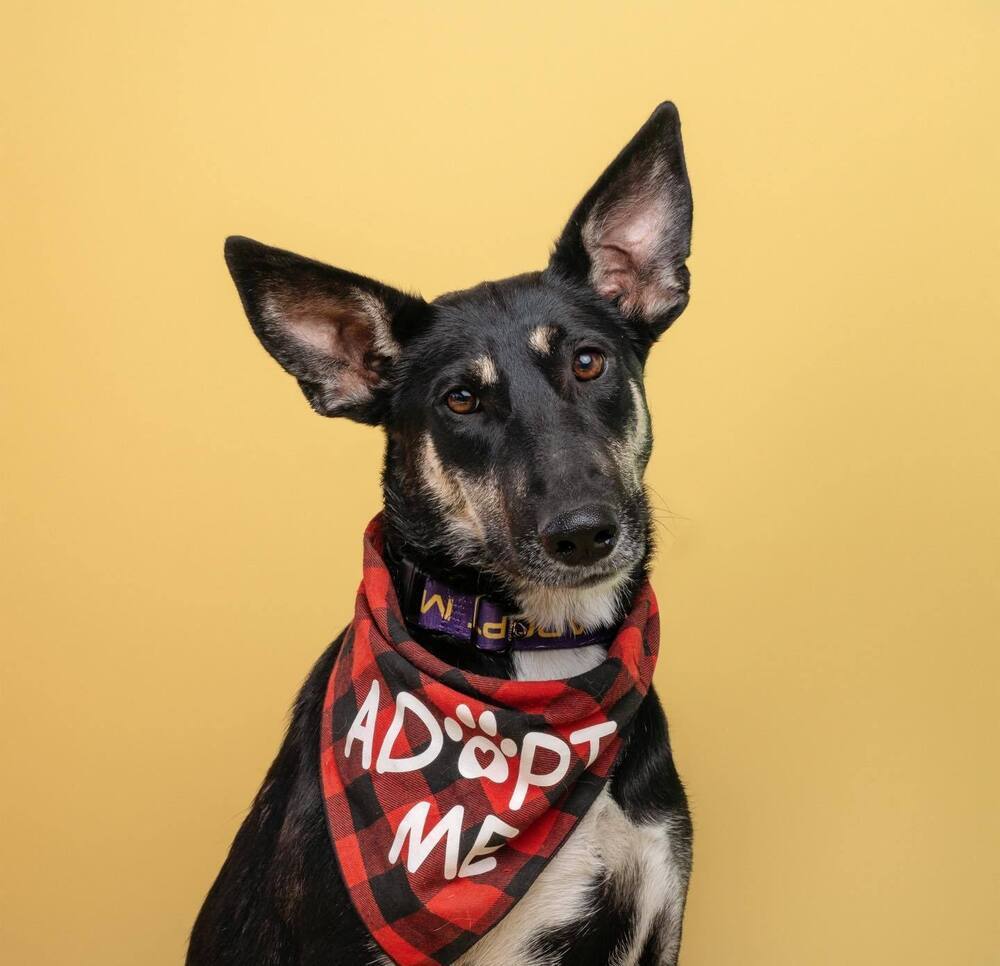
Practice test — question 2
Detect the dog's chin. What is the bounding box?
[510,568,634,634]
[504,541,643,632]
[525,562,627,591]
[439,529,645,631]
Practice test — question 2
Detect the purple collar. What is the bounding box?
[388,551,613,653]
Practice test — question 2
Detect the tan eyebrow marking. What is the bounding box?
[472,354,499,385]
[529,325,557,355]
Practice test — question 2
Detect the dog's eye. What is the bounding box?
[572,349,606,381]
[445,388,479,414]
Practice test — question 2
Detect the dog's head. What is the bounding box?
[225,103,692,630]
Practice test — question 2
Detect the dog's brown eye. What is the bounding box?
[572,349,606,381]
[445,388,479,414]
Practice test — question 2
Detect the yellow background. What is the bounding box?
[2,2,998,964]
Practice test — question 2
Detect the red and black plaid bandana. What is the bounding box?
[320,516,660,965]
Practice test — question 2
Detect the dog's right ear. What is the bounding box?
[224,236,426,424]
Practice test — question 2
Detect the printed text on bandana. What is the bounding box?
[344,680,618,879]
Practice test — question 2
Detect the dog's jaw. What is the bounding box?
[513,570,633,634]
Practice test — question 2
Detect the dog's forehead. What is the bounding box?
[434,275,561,326]
[418,274,601,366]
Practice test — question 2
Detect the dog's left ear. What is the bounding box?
[549,102,693,341]
[224,236,427,424]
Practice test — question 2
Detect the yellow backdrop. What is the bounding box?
[2,2,997,964]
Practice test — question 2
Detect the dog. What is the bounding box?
[189,101,693,966]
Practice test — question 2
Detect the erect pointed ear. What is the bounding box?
[224,236,427,424]
[548,102,693,340]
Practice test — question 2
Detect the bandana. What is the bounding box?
[320,516,660,966]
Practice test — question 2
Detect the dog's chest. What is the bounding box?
[371,646,683,966]
[454,647,683,966]
[455,789,683,966]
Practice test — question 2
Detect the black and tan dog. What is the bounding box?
[189,102,694,966]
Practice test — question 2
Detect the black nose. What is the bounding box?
[539,505,620,567]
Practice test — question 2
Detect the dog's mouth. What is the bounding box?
[570,569,620,588]
[503,525,645,591]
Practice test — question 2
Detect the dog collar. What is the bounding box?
[387,547,613,652]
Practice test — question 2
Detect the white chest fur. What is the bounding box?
[456,788,685,966]
[457,647,685,966]
[511,643,607,681]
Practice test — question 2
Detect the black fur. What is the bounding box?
[190,102,694,965]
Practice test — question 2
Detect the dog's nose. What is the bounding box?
[539,505,619,567]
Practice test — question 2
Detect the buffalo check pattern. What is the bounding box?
[320,516,660,966]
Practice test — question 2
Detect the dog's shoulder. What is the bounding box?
[612,685,691,825]
[187,632,372,966]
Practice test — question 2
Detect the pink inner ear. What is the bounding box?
[585,187,680,321]
[280,295,382,395]
[612,206,669,266]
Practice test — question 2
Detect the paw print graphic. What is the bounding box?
[444,704,518,784]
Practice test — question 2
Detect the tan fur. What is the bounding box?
[472,354,500,385]
[609,380,650,496]
[418,435,484,548]
[528,325,557,355]
[418,435,508,558]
